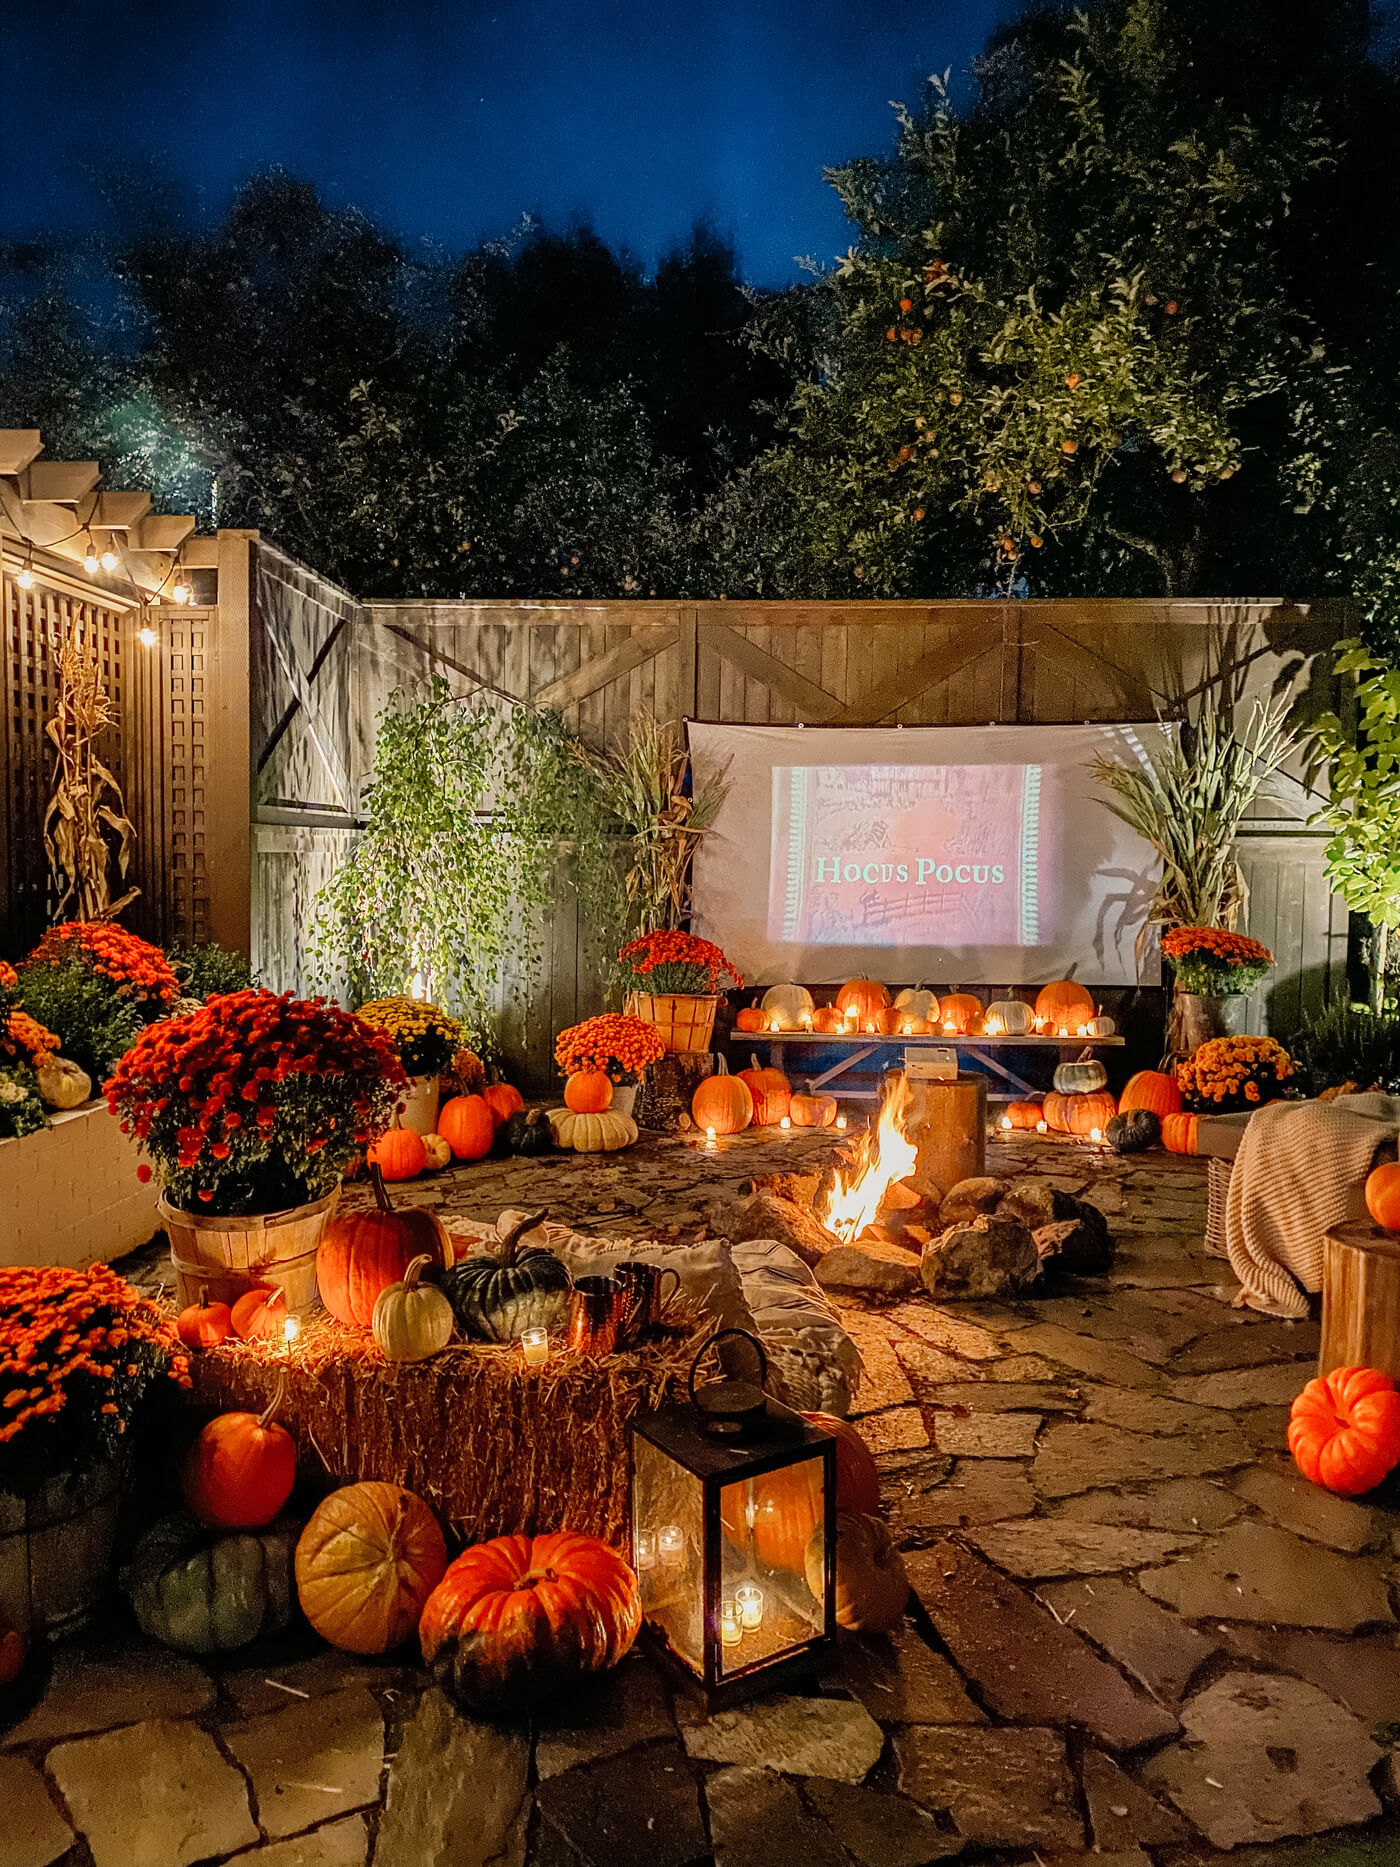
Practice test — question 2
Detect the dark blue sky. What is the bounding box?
[1,0,1004,283]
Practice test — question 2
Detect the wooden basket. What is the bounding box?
[162,1186,340,1319]
[626,992,718,1054]
[0,1455,126,1638]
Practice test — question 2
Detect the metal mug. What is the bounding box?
[566,1276,622,1356]
[614,1260,682,1341]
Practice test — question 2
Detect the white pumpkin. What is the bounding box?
[420,1132,453,1171]
[760,984,815,1031]
[36,1057,92,1109]
[372,1255,455,1362]
[1085,1013,1117,1038]
[983,999,1034,1037]
[1052,1060,1109,1094]
[894,985,940,1024]
[546,1107,638,1153]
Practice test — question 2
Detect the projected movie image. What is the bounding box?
[770,761,1047,949]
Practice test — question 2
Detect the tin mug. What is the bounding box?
[566,1276,621,1357]
[614,1261,681,1341]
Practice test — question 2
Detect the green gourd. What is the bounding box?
[1105,1108,1160,1154]
[121,1512,296,1654]
[444,1210,572,1343]
[503,1107,555,1157]
[1052,1059,1109,1095]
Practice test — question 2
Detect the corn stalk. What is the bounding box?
[42,622,139,922]
[582,713,729,931]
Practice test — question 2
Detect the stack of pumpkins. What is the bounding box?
[367,1082,527,1181]
[547,1071,639,1153]
[690,1054,838,1135]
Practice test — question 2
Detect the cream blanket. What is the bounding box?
[1225,1094,1400,1316]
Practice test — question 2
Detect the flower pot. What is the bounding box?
[0,1454,126,1639]
[625,992,718,1054]
[611,1082,639,1120]
[1169,990,1227,1059]
[395,1073,440,1136]
[162,1186,339,1320]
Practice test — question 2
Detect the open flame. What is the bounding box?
[820,1074,919,1245]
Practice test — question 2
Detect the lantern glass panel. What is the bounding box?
[718,1455,826,1677]
[632,1430,705,1674]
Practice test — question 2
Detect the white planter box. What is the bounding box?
[0,1102,160,1270]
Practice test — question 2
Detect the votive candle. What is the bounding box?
[1089,1127,1103,1144]
[721,1599,742,1647]
[1036,1118,1048,1134]
[835,1113,847,1131]
[735,1583,765,1629]
[658,1524,684,1565]
[999,1115,1012,1131]
[520,1326,549,1368]
[635,1528,657,1572]
[779,1115,791,1130]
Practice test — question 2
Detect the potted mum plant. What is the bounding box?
[16,920,178,1083]
[1176,1034,1296,1111]
[554,1012,667,1118]
[105,988,404,1317]
[0,962,56,1138]
[1160,928,1274,1058]
[0,1264,188,1638]
[618,932,742,1054]
[353,997,464,1135]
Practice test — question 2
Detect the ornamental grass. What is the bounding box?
[618,930,742,996]
[554,1013,666,1082]
[1176,1034,1296,1111]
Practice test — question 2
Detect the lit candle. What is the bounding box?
[800,1011,813,1030]
[705,1125,717,1148]
[779,1115,791,1130]
[770,1016,783,1033]
[658,1524,684,1565]
[835,1113,847,1131]
[283,1316,300,1354]
[735,1583,765,1629]
[986,1018,1002,1036]
[944,1021,956,1035]
[721,1599,742,1647]
[635,1528,657,1572]
[1078,1024,1091,1037]
[1059,1025,1070,1037]
[520,1326,549,1368]
[1000,1115,1012,1131]
[1089,1127,1103,1144]
[844,1007,858,1029]
[1036,1118,1048,1133]
[865,1020,877,1034]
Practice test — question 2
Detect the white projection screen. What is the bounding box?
[687,722,1168,988]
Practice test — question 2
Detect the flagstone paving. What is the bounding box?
[11,1127,1400,1864]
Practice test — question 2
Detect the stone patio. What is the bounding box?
[9,1126,1400,1867]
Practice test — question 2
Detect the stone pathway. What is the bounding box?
[13,1129,1400,1866]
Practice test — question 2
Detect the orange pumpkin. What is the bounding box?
[482,1083,525,1127]
[800,1412,880,1513]
[182,1376,296,1530]
[790,1092,837,1128]
[722,1460,826,1571]
[420,1530,641,1712]
[1002,1100,1044,1130]
[1161,1112,1200,1155]
[368,1126,427,1182]
[835,978,891,1022]
[692,1060,752,1135]
[1365,1161,1400,1233]
[438,1094,496,1160]
[738,1055,791,1125]
[1034,979,1095,1029]
[230,1285,287,1342]
[806,1510,909,1633]
[1119,1070,1183,1119]
[564,1071,613,1114]
[937,993,983,1035]
[295,1481,447,1654]
[317,1167,453,1328]
[734,1006,766,1033]
[1043,1090,1117,1135]
[810,1006,845,1034]
[1289,1366,1400,1495]
[177,1286,233,1350]
[0,1625,25,1688]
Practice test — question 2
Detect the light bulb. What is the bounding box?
[83,545,99,574]
[99,547,119,572]
[16,561,34,590]
[138,625,158,648]
[172,577,191,604]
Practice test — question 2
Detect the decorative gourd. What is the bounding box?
[548,1107,638,1152]
[295,1481,447,1654]
[1161,1112,1200,1155]
[0,1624,24,1687]
[503,1107,555,1156]
[805,1511,909,1634]
[938,993,983,1035]
[438,1094,496,1161]
[984,999,1034,1036]
[445,1209,571,1342]
[121,1512,297,1654]
[1052,1059,1109,1095]
[810,1007,845,1035]
[1002,1101,1044,1130]
[420,1530,641,1712]
[1057,1090,1117,1136]
[316,1167,453,1328]
[691,1059,753,1135]
[36,1057,91,1109]
[367,1126,427,1182]
[230,1285,287,1343]
[1365,1162,1400,1233]
[738,1055,791,1126]
[893,985,939,1025]
[564,1071,613,1114]
[421,1132,452,1171]
[790,1092,838,1129]
[799,1412,880,1514]
[836,978,891,1022]
[1085,1012,1117,1038]
[1119,1070,1183,1119]
[372,1255,455,1362]
[761,984,816,1031]
[1034,980,1095,1029]
[734,1006,766,1034]
[482,1083,525,1127]
[1105,1108,1160,1154]
[177,1287,233,1350]
[182,1374,297,1530]
[1288,1366,1400,1495]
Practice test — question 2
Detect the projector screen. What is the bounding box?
[687,721,1167,988]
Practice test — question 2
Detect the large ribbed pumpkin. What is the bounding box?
[937,993,983,1034]
[761,983,815,1030]
[296,1482,447,1654]
[122,1513,297,1655]
[1161,1112,1200,1155]
[800,1412,879,1514]
[810,1006,845,1035]
[836,978,891,1021]
[692,1059,753,1134]
[182,1379,297,1530]
[1044,1089,1116,1135]
[1119,1070,1183,1119]
[738,1056,791,1126]
[1035,980,1095,1029]
[420,1530,641,1712]
[316,1167,453,1328]
[790,1092,838,1129]
[482,1083,525,1127]
[984,998,1034,1036]
[893,985,939,1024]
[721,1460,826,1571]
[444,1210,571,1342]
[438,1094,496,1160]
[1052,1059,1108,1095]
[1288,1367,1400,1495]
[805,1510,909,1634]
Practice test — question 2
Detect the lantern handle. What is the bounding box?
[688,1327,768,1407]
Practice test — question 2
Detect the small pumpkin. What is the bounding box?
[738,1054,791,1126]
[893,984,939,1024]
[790,1092,837,1129]
[984,998,1034,1036]
[420,1530,641,1713]
[177,1286,233,1351]
[182,1374,297,1530]
[1034,979,1095,1029]
[810,1006,845,1035]
[734,1006,766,1033]
[799,1412,880,1514]
[836,978,891,1022]
[503,1107,555,1157]
[367,1126,427,1182]
[482,1082,525,1127]
[564,1071,613,1114]
[761,983,816,1030]
[36,1056,91,1109]
[1052,1059,1109,1095]
[1365,1161,1400,1233]
[372,1255,455,1362]
[937,992,984,1034]
[1119,1069,1183,1119]
[1084,1012,1117,1038]
[1105,1108,1160,1154]
[445,1209,571,1342]
[438,1094,496,1161]
[1057,1089,1117,1136]
[122,1511,297,1655]
[548,1107,638,1152]
[1002,1100,1044,1130]
[691,1058,753,1135]
[295,1482,447,1654]
[421,1132,452,1171]
[1289,1366,1400,1495]
[0,1624,24,1686]
[317,1166,453,1328]
[1161,1112,1200,1155]
[231,1285,287,1343]
[806,1510,910,1633]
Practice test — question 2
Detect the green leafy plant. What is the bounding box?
[0,1061,47,1139]
[1290,999,1400,1098]
[167,942,253,1001]
[14,957,143,1083]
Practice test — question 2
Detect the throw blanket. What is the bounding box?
[1225,1094,1400,1316]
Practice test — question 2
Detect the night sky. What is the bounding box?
[1,0,1004,283]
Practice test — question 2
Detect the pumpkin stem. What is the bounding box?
[370,1161,395,1215]
[198,1285,209,1308]
[496,1208,549,1266]
[259,1367,288,1429]
[403,1254,434,1293]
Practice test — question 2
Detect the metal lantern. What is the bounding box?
[629,1329,836,1700]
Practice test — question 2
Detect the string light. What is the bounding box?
[138,625,158,647]
[15,547,35,590]
[82,532,100,574]
[99,543,119,572]
[170,558,191,604]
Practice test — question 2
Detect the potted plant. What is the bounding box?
[0,963,56,1138]
[352,998,465,1135]
[554,1012,667,1118]
[0,1264,188,1638]
[1176,1034,1296,1112]
[1160,928,1274,1057]
[105,988,404,1317]
[15,920,177,1083]
[618,932,743,1054]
